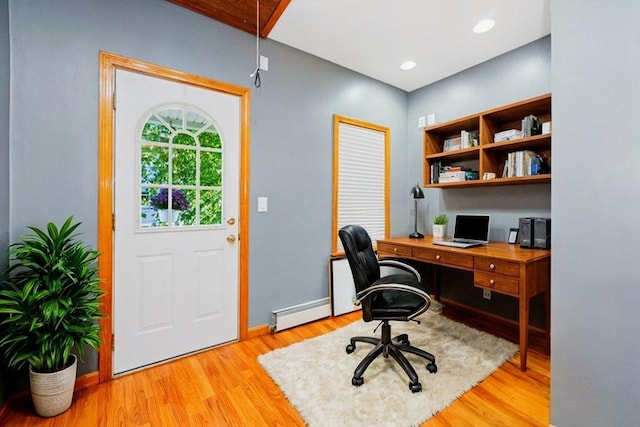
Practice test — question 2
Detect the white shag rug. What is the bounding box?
[258,310,518,427]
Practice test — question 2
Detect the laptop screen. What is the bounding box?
[453,214,491,242]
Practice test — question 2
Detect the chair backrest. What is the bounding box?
[338,225,381,294]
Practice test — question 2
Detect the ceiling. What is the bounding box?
[171,0,551,92]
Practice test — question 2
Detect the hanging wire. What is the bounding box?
[249,0,261,88]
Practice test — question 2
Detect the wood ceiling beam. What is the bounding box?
[168,0,291,38]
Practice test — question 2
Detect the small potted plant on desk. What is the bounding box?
[0,217,104,417]
[432,214,448,238]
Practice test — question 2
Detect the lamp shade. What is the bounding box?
[411,183,424,199]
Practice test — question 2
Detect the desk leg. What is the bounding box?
[519,294,529,371]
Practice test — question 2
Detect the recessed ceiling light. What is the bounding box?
[473,19,495,34]
[400,60,416,71]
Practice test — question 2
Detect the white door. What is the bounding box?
[113,70,240,374]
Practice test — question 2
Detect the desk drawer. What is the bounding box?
[475,257,520,277]
[413,247,473,269]
[377,242,412,258]
[474,271,519,296]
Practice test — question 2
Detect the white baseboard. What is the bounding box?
[271,298,331,332]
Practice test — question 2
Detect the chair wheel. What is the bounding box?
[346,344,356,354]
[402,338,410,346]
[352,376,364,387]
[427,363,438,374]
[410,382,422,393]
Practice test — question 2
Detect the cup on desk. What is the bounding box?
[483,172,496,180]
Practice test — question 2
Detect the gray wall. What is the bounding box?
[0,0,9,410]
[408,36,551,238]
[551,1,640,426]
[5,0,408,377]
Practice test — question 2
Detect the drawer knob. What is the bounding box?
[393,248,398,252]
[490,263,496,270]
[490,279,495,285]
[436,255,441,260]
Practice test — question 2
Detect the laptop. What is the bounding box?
[433,214,490,248]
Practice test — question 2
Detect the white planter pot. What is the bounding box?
[158,209,180,225]
[433,224,446,238]
[29,354,77,417]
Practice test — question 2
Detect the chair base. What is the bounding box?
[345,321,437,393]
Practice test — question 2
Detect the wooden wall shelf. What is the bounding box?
[424,93,552,188]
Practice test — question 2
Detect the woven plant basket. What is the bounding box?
[29,354,77,417]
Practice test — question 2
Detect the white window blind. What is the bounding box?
[333,116,389,255]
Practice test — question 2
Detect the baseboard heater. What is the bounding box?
[270,297,331,333]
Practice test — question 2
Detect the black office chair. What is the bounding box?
[339,224,437,393]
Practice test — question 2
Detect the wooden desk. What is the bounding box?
[377,236,550,371]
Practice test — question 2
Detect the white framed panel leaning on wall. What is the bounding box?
[330,115,390,315]
[331,115,390,255]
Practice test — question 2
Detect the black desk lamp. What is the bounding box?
[409,183,424,239]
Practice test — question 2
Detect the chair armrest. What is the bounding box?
[378,258,422,282]
[354,281,432,320]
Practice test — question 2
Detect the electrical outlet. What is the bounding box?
[483,289,492,300]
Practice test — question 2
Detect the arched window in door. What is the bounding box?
[138,104,223,228]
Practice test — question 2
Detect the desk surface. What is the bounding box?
[378,236,550,263]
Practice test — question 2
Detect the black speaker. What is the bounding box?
[519,217,534,248]
[534,218,551,249]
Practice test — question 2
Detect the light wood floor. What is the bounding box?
[2,311,549,426]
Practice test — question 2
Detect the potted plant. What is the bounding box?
[433,214,449,238]
[150,188,190,225]
[0,217,104,417]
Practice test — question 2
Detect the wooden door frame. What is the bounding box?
[97,51,251,383]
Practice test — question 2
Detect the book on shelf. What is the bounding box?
[439,167,479,183]
[461,130,478,148]
[442,166,466,173]
[439,171,466,183]
[443,136,461,152]
[494,129,523,143]
[522,115,541,137]
[502,150,543,178]
[443,130,478,152]
[430,161,442,184]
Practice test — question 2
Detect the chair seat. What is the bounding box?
[370,274,428,319]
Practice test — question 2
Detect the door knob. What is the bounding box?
[227,235,236,243]
[227,217,236,225]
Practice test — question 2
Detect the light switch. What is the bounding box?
[258,196,268,212]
